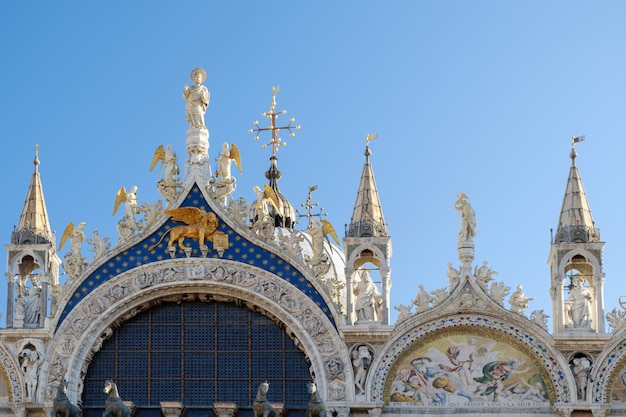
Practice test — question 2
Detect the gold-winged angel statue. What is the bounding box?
[216,142,242,180]
[148,207,220,251]
[252,184,280,220]
[150,145,179,182]
[58,221,87,258]
[310,218,339,258]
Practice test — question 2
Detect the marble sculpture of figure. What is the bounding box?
[508,285,534,314]
[20,348,43,401]
[182,68,210,129]
[572,357,591,400]
[24,281,41,326]
[568,275,593,328]
[413,284,434,313]
[454,193,476,241]
[352,345,371,395]
[151,144,179,183]
[216,142,242,180]
[353,270,382,322]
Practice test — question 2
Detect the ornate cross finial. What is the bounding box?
[249,86,300,155]
[296,185,328,230]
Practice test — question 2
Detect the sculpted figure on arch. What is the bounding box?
[455,193,476,242]
[183,67,210,129]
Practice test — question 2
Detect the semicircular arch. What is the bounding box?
[369,313,573,404]
[43,258,352,403]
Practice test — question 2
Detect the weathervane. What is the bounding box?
[296,185,328,229]
[571,135,585,148]
[366,133,378,146]
[249,86,300,155]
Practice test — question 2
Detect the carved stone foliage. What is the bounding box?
[45,259,347,402]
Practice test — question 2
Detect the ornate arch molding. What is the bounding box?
[556,248,603,278]
[345,243,389,270]
[0,345,23,403]
[43,258,351,403]
[590,334,626,403]
[369,314,573,403]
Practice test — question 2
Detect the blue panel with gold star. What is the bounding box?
[57,183,334,328]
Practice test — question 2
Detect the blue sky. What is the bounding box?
[2,2,626,328]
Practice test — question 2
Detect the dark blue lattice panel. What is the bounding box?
[184,302,215,323]
[184,380,214,406]
[87,351,116,376]
[184,325,214,346]
[151,325,182,350]
[217,303,249,322]
[217,352,248,376]
[120,380,149,404]
[83,301,310,409]
[217,325,248,350]
[152,306,182,324]
[251,328,284,350]
[118,352,149,378]
[184,352,214,378]
[151,352,182,378]
[135,409,162,417]
[217,379,249,405]
[117,325,148,350]
[151,379,182,403]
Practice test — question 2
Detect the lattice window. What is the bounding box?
[82,301,311,413]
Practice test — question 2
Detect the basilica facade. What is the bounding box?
[3,70,626,417]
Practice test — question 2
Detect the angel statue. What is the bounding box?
[216,142,242,181]
[250,185,280,241]
[209,142,242,204]
[113,186,142,243]
[151,145,181,203]
[59,222,88,280]
[305,218,339,278]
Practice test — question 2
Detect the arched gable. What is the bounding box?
[556,248,603,279]
[54,182,337,330]
[590,333,626,403]
[370,314,572,405]
[43,258,351,404]
[0,345,23,403]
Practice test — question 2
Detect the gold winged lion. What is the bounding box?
[148,207,220,251]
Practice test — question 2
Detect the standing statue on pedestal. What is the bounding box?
[353,270,383,322]
[20,347,43,401]
[183,68,209,129]
[567,275,593,329]
[455,193,476,242]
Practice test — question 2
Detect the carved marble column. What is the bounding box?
[345,267,355,325]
